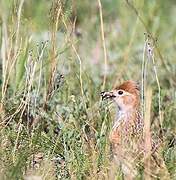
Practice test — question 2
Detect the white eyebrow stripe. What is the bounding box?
[125,92,132,96]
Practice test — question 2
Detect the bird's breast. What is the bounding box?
[109,116,143,147]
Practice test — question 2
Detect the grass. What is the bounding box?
[0,0,176,179]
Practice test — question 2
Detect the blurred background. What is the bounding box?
[0,0,176,179]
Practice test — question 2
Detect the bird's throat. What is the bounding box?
[113,108,140,130]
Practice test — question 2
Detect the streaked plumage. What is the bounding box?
[101,80,170,179]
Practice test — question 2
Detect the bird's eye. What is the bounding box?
[118,90,123,95]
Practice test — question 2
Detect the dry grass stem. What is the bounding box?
[97,0,108,90]
[144,88,152,179]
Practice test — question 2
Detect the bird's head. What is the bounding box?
[101,80,140,112]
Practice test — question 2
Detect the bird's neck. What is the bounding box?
[117,108,139,119]
[113,106,141,129]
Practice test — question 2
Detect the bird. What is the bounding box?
[101,80,170,180]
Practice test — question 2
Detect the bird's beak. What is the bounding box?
[100,91,116,100]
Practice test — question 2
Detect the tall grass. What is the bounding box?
[0,0,176,179]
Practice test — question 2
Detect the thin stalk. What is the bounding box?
[141,37,148,118]
[97,0,108,90]
[14,0,24,55]
[71,44,84,98]
[144,88,152,180]
[151,54,163,132]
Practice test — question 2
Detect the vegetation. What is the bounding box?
[0,0,175,179]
